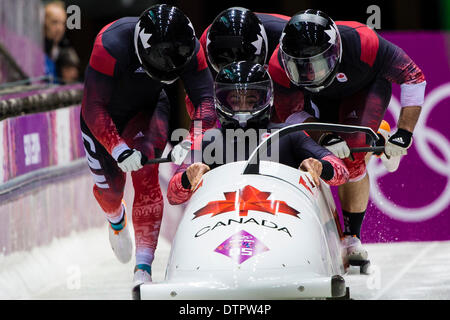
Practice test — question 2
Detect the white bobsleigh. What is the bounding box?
[133,123,380,300]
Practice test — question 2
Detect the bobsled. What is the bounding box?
[133,123,381,300]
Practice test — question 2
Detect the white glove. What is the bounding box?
[375,131,400,172]
[171,140,192,165]
[319,133,350,159]
[117,149,144,172]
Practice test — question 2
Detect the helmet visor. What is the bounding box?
[207,36,266,73]
[214,80,273,116]
[280,42,340,87]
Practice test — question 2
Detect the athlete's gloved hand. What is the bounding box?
[373,132,387,156]
[384,128,413,157]
[117,149,144,172]
[319,133,350,159]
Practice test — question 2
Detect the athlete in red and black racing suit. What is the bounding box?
[270,10,426,264]
[166,61,349,206]
[80,5,217,283]
[185,7,291,119]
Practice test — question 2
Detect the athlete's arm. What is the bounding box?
[378,37,425,131]
[185,163,210,190]
[167,129,223,205]
[287,131,349,186]
[180,40,218,142]
[298,157,323,187]
[166,148,205,205]
[81,23,132,160]
[81,67,129,159]
[377,36,426,156]
[397,106,421,132]
[267,47,306,123]
[167,164,192,205]
[146,89,171,158]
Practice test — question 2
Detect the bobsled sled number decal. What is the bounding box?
[214,230,269,264]
[192,185,300,219]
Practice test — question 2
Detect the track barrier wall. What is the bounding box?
[0,100,107,256]
[0,0,43,82]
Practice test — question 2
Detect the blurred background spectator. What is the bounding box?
[43,0,80,83]
[56,47,80,83]
[44,1,66,59]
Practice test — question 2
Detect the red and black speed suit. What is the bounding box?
[184,13,291,119]
[167,126,349,205]
[269,21,426,181]
[80,17,216,265]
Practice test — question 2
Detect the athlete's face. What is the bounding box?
[226,90,260,111]
[301,62,328,82]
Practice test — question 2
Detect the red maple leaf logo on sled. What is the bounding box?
[192,185,300,219]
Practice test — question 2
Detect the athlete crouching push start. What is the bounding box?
[167,61,350,210]
[271,10,426,268]
[80,5,217,285]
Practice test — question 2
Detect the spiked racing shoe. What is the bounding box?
[133,264,152,285]
[342,235,371,274]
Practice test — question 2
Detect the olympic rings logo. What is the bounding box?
[368,83,450,222]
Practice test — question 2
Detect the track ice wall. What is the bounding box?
[0,102,184,257]
[0,104,105,256]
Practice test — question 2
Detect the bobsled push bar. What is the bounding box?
[243,122,381,175]
[141,123,383,168]
[142,140,193,165]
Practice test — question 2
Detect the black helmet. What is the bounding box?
[206,7,268,73]
[280,9,341,92]
[215,61,273,129]
[134,4,196,84]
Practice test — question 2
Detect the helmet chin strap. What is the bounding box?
[143,69,178,84]
[232,113,253,127]
[160,78,178,85]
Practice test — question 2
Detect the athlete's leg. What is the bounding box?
[338,78,392,239]
[80,116,132,263]
[130,160,164,268]
[339,174,370,214]
[125,89,170,282]
[80,116,126,221]
[127,130,165,283]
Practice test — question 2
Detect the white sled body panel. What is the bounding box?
[138,161,346,299]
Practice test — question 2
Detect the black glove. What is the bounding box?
[373,132,386,156]
[385,128,413,157]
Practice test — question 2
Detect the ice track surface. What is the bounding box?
[1,225,449,300]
